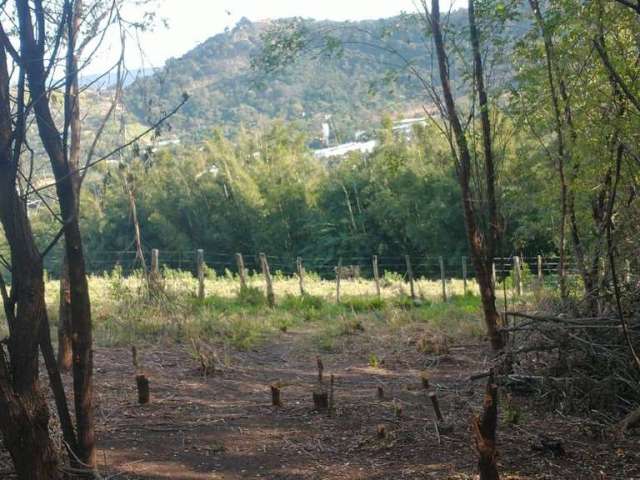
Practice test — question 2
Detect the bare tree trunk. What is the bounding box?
[58,255,73,372]
[58,0,82,373]
[430,0,503,350]
[17,0,95,468]
[0,364,61,480]
[469,0,499,258]
[0,203,62,480]
[528,0,571,301]
[0,30,62,480]
[124,174,149,278]
[473,372,500,480]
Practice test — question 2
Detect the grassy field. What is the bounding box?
[41,269,487,352]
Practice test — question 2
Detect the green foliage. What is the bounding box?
[279,293,325,313]
[368,353,380,368]
[124,13,524,141]
[340,296,385,312]
[35,121,492,276]
[236,286,267,306]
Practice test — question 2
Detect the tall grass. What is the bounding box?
[37,268,487,352]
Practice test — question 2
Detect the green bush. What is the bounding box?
[237,286,266,306]
[340,296,385,312]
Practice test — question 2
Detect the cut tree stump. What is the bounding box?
[316,356,324,383]
[421,372,430,390]
[313,390,329,412]
[328,374,335,414]
[136,374,150,404]
[270,384,282,407]
[473,370,500,480]
[132,346,150,404]
[429,392,444,422]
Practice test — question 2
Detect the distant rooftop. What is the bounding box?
[313,140,378,159]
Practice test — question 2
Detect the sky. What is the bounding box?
[100,0,437,74]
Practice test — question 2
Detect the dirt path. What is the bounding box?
[90,326,640,480]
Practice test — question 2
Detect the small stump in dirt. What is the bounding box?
[313,389,329,412]
[132,346,150,405]
[271,384,282,407]
[394,399,403,419]
[377,424,386,439]
[421,371,430,390]
[376,385,384,400]
[136,374,150,404]
[428,391,444,422]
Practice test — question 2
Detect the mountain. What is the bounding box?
[124,12,520,142]
[80,68,155,89]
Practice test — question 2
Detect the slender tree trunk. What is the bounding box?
[0,31,62,480]
[0,214,62,480]
[124,174,149,277]
[469,0,499,258]
[0,367,61,480]
[528,0,570,300]
[430,0,503,350]
[17,0,95,468]
[473,372,500,480]
[58,255,73,372]
[58,0,82,372]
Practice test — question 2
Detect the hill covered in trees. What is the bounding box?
[124,12,523,142]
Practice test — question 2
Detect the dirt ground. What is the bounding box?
[2,323,640,479]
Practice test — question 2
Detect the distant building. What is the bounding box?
[154,138,181,149]
[321,123,330,146]
[392,117,427,139]
[313,140,378,159]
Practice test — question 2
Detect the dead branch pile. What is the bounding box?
[501,291,640,420]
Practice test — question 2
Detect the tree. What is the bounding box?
[418,0,513,350]
[0,1,184,476]
[513,0,640,314]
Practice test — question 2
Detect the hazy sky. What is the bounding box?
[108,0,438,73]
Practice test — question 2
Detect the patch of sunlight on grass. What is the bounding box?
[41,269,486,351]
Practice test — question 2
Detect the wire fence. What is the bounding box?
[40,248,638,297]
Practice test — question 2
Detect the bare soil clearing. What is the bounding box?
[95,324,639,480]
[3,323,639,479]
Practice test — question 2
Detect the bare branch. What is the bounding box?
[32,95,189,196]
[593,37,640,113]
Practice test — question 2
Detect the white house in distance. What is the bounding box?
[313,140,379,159]
[312,116,429,160]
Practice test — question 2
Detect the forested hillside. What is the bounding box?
[124,13,523,141]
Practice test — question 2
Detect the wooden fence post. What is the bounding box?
[151,249,159,275]
[625,259,631,284]
[439,256,447,302]
[149,248,163,293]
[235,253,247,292]
[372,255,381,299]
[296,257,305,295]
[492,261,497,288]
[514,256,522,296]
[259,253,275,307]
[336,258,342,304]
[196,249,205,300]
[405,255,416,300]
[462,256,468,295]
[537,255,543,284]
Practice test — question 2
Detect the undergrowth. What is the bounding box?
[43,269,486,353]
